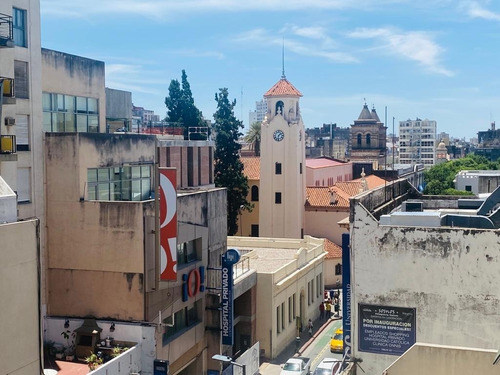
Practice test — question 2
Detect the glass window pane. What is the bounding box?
[56,113,65,132]
[98,183,110,200]
[57,94,65,111]
[87,169,98,183]
[88,98,98,113]
[65,113,75,132]
[98,168,110,181]
[141,179,151,200]
[131,166,141,178]
[42,93,51,111]
[122,166,131,179]
[65,95,75,113]
[121,180,132,201]
[88,115,98,132]
[76,97,87,112]
[132,180,141,201]
[43,112,52,132]
[113,167,121,181]
[141,166,150,178]
[87,185,96,200]
[76,115,87,132]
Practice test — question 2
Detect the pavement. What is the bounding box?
[259,314,342,374]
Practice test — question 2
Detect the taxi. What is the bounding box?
[330,328,343,353]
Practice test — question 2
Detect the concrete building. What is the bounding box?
[0,177,41,375]
[259,75,306,239]
[305,123,350,160]
[106,87,132,132]
[44,132,231,374]
[248,98,267,126]
[306,157,352,186]
[455,170,500,195]
[476,122,500,161]
[227,235,325,359]
[348,179,500,375]
[350,104,387,169]
[399,118,437,166]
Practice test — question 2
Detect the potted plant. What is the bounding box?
[61,329,76,361]
[85,353,103,371]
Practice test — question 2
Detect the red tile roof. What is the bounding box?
[241,156,260,180]
[305,186,350,208]
[264,78,302,97]
[324,239,342,259]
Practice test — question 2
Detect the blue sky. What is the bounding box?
[40,0,500,139]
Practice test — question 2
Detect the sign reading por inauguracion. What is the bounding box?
[358,304,416,356]
[221,249,240,346]
[159,168,177,281]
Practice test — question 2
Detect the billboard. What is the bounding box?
[341,233,352,362]
[358,304,416,355]
[159,168,177,281]
[221,249,240,346]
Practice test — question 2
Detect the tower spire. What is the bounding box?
[281,37,286,79]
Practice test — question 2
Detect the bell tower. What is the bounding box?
[259,75,306,238]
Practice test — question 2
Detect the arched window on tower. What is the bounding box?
[275,101,284,115]
[357,133,362,146]
[366,133,371,146]
[251,185,259,201]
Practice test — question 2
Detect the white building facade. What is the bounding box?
[399,118,437,166]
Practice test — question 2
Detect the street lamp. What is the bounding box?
[212,354,246,375]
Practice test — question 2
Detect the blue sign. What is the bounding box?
[358,304,416,355]
[341,233,352,362]
[153,359,169,375]
[221,249,240,346]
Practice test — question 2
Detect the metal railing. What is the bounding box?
[0,13,14,47]
[0,135,16,154]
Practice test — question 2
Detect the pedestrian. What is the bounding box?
[325,299,332,320]
[319,301,325,320]
[307,319,313,337]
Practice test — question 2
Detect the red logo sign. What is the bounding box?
[159,169,177,280]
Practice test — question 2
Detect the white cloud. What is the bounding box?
[347,27,453,76]
[232,27,357,63]
[459,1,500,21]
[105,63,166,95]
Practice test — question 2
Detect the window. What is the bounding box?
[43,92,99,132]
[13,7,27,47]
[275,162,282,175]
[281,302,285,330]
[15,115,29,151]
[293,293,296,318]
[275,192,282,204]
[14,61,29,99]
[251,185,259,201]
[366,133,371,145]
[276,306,281,334]
[288,296,292,323]
[275,100,284,115]
[162,300,202,343]
[357,133,362,146]
[251,224,259,237]
[299,162,302,174]
[87,165,152,201]
[465,185,472,192]
[17,167,31,202]
[335,263,342,275]
[177,238,201,267]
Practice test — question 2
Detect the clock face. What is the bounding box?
[273,129,285,142]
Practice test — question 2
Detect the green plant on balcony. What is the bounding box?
[85,353,103,371]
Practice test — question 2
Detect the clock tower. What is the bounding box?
[259,75,306,238]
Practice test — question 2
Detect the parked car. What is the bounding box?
[280,356,311,375]
[313,358,342,375]
[330,328,343,353]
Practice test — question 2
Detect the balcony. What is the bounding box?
[0,13,14,48]
[1,77,16,104]
[0,135,17,161]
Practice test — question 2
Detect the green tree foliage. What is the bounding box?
[213,88,251,235]
[164,70,205,138]
[244,121,261,156]
[423,154,499,195]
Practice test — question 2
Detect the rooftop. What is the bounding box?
[306,158,348,169]
[264,78,302,97]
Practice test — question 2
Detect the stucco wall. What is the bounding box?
[350,200,500,375]
[304,209,348,246]
[105,87,132,119]
[306,163,353,186]
[0,219,40,375]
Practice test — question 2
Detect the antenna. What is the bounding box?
[282,37,286,79]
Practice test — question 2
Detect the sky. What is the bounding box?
[40,0,500,140]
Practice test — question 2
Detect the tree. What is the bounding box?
[244,121,261,156]
[213,88,251,235]
[164,70,205,139]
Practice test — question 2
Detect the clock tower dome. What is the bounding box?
[259,75,306,238]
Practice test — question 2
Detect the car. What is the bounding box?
[330,328,343,353]
[313,358,342,375]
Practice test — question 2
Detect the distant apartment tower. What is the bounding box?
[132,105,160,124]
[399,118,437,166]
[248,98,267,125]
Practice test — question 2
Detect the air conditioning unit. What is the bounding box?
[4,117,15,126]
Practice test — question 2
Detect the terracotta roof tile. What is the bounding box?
[305,186,350,208]
[241,156,260,180]
[264,78,302,97]
[324,239,342,259]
